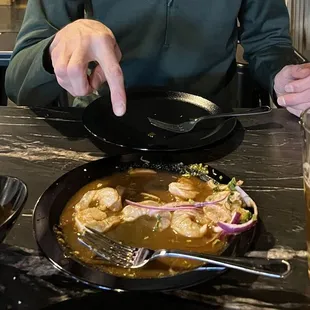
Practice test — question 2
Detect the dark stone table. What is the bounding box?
[0,106,309,309]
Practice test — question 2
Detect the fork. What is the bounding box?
[78,227,291,279]
[148,105,271,133]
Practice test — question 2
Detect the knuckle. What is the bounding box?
[55,77,69,91]
[67,64,84,77]
[54,64,67,78]
[55,77,64,87]
[74,89,89,97]
[293,84,303,93]
[294,80,310,93]
[283,65,294,75]
[50,47,63,63]
[96,32,115,46]
[74,81,91,97]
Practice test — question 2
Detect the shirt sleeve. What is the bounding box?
[5,0,84,106]
[238,0,298,98]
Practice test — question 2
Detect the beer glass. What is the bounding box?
[301,107,310,277]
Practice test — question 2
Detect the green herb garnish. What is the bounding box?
[227,192,235,204]
[153,215,162,231]
[240,210,252,223]
[228,177,237,191]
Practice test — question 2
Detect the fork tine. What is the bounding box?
[147,117,182,132]
[148,117,175,130]
[83,230,134,259]
[84,227,138,265]
[85,227,136,253]
[79,232,133,267]
[84,234,134,262]
[78,230,134,267]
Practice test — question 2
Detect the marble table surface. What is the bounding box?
[0,106,309,309]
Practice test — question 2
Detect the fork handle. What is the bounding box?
[195,106,271,122]
[155,250,291,279]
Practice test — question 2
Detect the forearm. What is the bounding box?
[5,37,61,106]
[248,45,296,100]
[239,0,297,95]
[4,0,85,106]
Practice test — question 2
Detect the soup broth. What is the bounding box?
[59,170,231,278]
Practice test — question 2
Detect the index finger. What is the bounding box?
[94,40,126,117]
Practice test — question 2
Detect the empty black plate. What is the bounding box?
[82,89,237,151]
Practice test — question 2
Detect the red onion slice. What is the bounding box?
[217,218,256,234]
[231,211,241,224]
[217,205,258,234]
[216,211,241,239]
[124,194,228,211]
[124,199,198,211]
[213,185,258,236]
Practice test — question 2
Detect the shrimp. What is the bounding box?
[168,177,199,200]
[171,210,208,238]
[205,189,230,204]
[226,191,245,209]
[121,200,171,231]
[203,189,245,225]
[75,187,122,212]
[203,189,233,225]
[128,168,157,175]
[203,205,232,224]
[75,208,121,233]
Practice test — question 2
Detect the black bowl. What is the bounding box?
[0,176,28,242]
[33,153,257,291]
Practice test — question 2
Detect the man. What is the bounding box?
[4,0,310,117]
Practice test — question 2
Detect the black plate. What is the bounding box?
[82,89,237,151]
[33,153,256,292]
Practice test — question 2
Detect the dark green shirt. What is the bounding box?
[5,0,296,108]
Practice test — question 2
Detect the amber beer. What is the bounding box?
[301,108,310,278]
